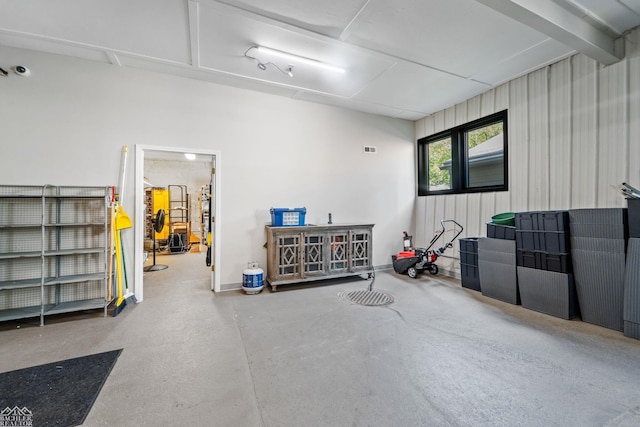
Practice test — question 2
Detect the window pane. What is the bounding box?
[428,137,452,191]
[466,122,504,188]
[417,110,508,196]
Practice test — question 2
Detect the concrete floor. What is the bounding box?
[2,252,640,426]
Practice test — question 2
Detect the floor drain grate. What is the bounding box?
[339,289,394,306]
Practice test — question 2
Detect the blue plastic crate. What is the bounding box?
[270,207,307,226]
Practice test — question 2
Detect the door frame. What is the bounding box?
[134,144,222,301]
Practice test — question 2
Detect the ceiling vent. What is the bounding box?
[363,146,377,154]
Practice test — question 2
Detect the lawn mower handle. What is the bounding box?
[433,220,464,255]
[426,219,464,252]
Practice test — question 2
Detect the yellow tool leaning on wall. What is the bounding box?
[112,202,132,316]
[113,145,135,317]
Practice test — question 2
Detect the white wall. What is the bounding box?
[0,46,416,289]
[414,27,640,276]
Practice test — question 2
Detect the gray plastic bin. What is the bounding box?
[517,267,578,319]
[624,238,640,339]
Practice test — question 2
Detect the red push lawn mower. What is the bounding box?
[392,219,463,279]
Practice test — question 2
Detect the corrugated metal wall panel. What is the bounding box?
[443,195,457,227]
[509,75,530,212]
[495,84,512,212]
[481,192,497,232]
[424,115,436,136]
[415,117,426,140]
[598,60,628,207]
[630,30,640,187]
[435,195,448,225]
[414,196,426,247]
[528,68,550,209]
[495,84,510,112]
[428,196,442,240]
[466,193,483,237]
[481,89,496,116]
[549,60,572,210]
[414,27,640,275]
[433,110,446,133]
[445,106,457,129]
[455,103,468,127]
[494,191,510,218]
[571,55,599,208]
[467,95,482,122]
[414,194,423,232]
[454,193,467,229]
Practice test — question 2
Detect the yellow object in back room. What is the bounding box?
[150,188,169,240]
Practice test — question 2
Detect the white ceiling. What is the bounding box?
[1,0,639,120]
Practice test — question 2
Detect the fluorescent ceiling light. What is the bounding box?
[184,153,196,160]
[256,46,345,74]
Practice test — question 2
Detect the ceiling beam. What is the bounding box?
[476,0,624,65]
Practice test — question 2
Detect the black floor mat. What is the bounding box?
[0,349,122,427]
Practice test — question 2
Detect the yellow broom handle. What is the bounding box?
[114,227,124,301]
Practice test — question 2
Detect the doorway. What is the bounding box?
[134,145,221,302]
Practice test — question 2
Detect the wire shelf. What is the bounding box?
[0,185,110,324]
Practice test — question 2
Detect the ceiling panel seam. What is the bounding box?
[0,28,188,66]
[195,63,351,98]
[206,0,479,81]
[349,62,399,99]
[338,0,371,41]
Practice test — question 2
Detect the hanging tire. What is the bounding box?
[429,264,439,275]
[407,266,418,279]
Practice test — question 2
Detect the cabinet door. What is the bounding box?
[350,229,372,272]
[328,232,349,273]
[274,233,302,280]
[303,234,325,276]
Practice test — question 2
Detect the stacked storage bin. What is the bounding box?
[623,199,640,339]
[569,208,628,331]
[515,211,578,319]
[624,238,640,339]
[628,199,640,238]
[478,217,519,305]
[459,238,480,291]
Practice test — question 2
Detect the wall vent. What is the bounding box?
[363,146,377,154]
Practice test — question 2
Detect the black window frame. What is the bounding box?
[417,110,508,196]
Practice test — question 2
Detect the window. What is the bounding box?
[418,110,508,196]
